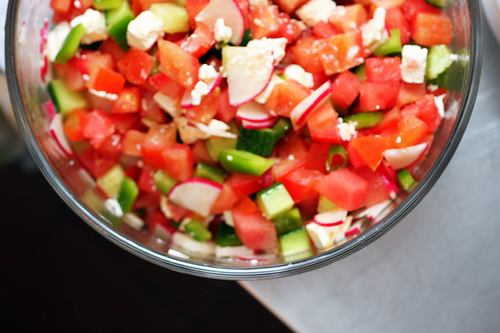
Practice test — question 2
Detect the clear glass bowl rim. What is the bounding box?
[5,0,483,280]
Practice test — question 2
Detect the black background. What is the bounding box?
[0,154,292,332]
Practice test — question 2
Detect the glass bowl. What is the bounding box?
[5,0,482,280]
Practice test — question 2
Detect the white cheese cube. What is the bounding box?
[47,21,71,62]
[70,8,108,45]
[361,7,387,53]
[284,65,314,89]
[247,37,288,64]
[127,10,165,51]
[296,0,337,27]
[214,18,233,44]
[306,217,352,249]
[401,45,428,84]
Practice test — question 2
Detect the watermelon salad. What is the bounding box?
[42,0,456,262]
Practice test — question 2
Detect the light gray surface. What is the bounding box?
[242,20,500,333]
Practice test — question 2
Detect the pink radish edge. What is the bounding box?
[49,114,73,157]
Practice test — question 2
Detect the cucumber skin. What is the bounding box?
[219,149,275,176]
[105,1,134,51]
[216,223,243,247]
[236,127,277,157]
[47,79,88,116]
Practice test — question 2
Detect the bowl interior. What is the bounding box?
[5,0,482,280]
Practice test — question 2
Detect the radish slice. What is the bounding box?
[383,143,428,170]
[168,178,222,217]
[153,92,183,118]
[180,89,194,108]
[313,209,348,227]
[195,0,246,45]
[345,220,363,237]
[223,47,275,106]
[241,117,278,129]
[377,161,399,199]
[236,100,275,122]
[49,113,73,157]
[44,100,57,119]
[352,199,393,221]
[40,19,49,82]
[290,80,332,131]
[171,232,216,256]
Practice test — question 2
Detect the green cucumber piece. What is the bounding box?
[343,111,383,129]
[55,24,85,65]
[96,164,125,198]
[352,63,366,81]
[426,0,446,8]
[150,3,190,34]
[426,44,454,80]
[236,118,291,157]
[105,0,134,51]
[272,117,291,138]
[236,127,278,157]
[272,208,303,236]
[194,162,228,184]
[326,144,348,172]
[219,149,275,176]
[256,183,294,220]
[239,29,252,47]
[374,29,402,56]
[317,195,338,214]
[216,223,243,247]
[117,176,139,213]
[93,0,124,10]
[47,79,88,116]
[279,228,312,258]
[397,169,418,192]
[153,170,178,196]
[205,122,238,162]
[184,219,212,242]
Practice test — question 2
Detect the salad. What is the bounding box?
[43,0,455,262]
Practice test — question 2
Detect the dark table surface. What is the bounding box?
[0,154,292,332]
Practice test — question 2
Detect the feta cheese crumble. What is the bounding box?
[401,44,428,84]
[191,64,220,105]
[296,0,337,27]
[284,65,314,89]
[127,10,165,51]
[70,8,108,45]
[337,118,358,141]
[306,216,352,249]
[247,37,288,64]
[191,81,211,106]
[47,21,71,62]
[214,18,233,44]
[361,7,388,54]
[199,64,219,81]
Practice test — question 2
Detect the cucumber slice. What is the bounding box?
[272,207,303,236]
[219,149,275,176]
[397,169,418,192]
[272,117,291,138]
[374,29,402,56]
[279,228,312,258]
[343,111,383,129]
[96,164,125,198]
[216,223,243,247]
[426,0,446,8]
[194,162,228,184]
[256,183,294,220]
[93,0,124,10]
[55,24,85,65]
[352,63,366,81]
[184,219,212,242]
[105,0,134,51]
[317,195,338,214]
[153,170,178,196]
[236,127,278,157]
[47,79,88,116]
[150,3,190,34]
[117,176,139,213]
[205,122,238,162]
[426,45,454,80]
